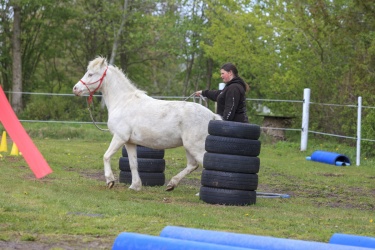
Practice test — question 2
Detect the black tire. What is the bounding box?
[200,186,256,206]
[203,152,260,174]
[119,171,165,186]
[119,157,165,172]
[208,120,261,140]
[205,135,261,157]
[122,145,165,159]
[201,170,258,191]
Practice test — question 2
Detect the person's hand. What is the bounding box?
[195,90,202,96]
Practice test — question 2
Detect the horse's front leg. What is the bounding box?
[103,134,125,189]
[124,143,142,191]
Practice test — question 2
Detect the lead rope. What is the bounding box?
[183,92,195,101]
[184,93,208,107]
[87,98,110,132]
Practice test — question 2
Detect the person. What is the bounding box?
[196,63,249,123]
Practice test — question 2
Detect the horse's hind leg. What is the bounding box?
[166,149,199,191]
[103,134,125,189]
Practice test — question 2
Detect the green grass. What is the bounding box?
[0,123,374,248]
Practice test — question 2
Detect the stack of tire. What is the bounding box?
[119,145,166,186]
[200,120,261,206]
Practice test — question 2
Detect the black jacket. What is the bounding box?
[202,77,248,123]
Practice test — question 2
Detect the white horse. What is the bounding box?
[73,57,221,191]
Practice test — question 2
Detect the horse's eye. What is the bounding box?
[88,74,93,77]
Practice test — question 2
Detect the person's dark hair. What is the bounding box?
[221,62,250,93]
[221,63,238,77]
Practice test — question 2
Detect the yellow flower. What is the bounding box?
[370,219,373,223]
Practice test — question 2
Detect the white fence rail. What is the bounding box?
[4,90,375,166]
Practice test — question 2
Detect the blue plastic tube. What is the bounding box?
[310,150,351,166]
[112,232,254,250]
[329,233,375,248]
[160,226,373,250]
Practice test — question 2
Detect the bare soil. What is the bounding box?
[0,234,114,250]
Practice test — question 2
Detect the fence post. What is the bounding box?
[300,88,310,151]
[356,96,362,166]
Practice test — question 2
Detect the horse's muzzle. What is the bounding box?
[73,85,83,96]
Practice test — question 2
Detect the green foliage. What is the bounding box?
[21,123,112,140]
[19,95,107,123]
[361,109,375,157]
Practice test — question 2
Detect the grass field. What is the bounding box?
[0,123,374,249]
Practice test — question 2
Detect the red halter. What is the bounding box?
[80,67,108,104]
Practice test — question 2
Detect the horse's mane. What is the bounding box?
[90,56,146,95]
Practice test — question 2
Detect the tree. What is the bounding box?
[202,1,272,97]
[11,4,22,113]
[109,0,129,65]
[0,1,12,93]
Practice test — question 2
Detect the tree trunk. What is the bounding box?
[0,3,11,91]
[102,0,128,109]
[109,0,129,65]
[183,55,194,96]
[11,5,22,114]
[206,58,213,90]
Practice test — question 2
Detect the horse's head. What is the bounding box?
[73,57,108,100]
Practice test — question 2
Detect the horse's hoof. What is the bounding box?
[129,184,142,191]
[128,187,141,191]
[107,181,115,189]
[165,184,175,192]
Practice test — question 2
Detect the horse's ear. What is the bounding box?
[101,58,107,68]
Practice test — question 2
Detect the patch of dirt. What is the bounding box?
[258,183,375,211]
[4,156,24,163]
[0,235,114,250]
[257,183,294,196]
[319,173,344,177]
[179,177,201,187]
[62,166,105,182]
[79,170,106,182]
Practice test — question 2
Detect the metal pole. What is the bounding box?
[300,88,310,151]
[356,96,362,166]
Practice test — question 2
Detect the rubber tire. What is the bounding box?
[205,135,261,157]
[122,145,165,159]
[203,152,260,174]
[119,171,165,186]
[201,169,258,191]
[200,186,256,206]
[119,157,165,172]
[208,120,261,140]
